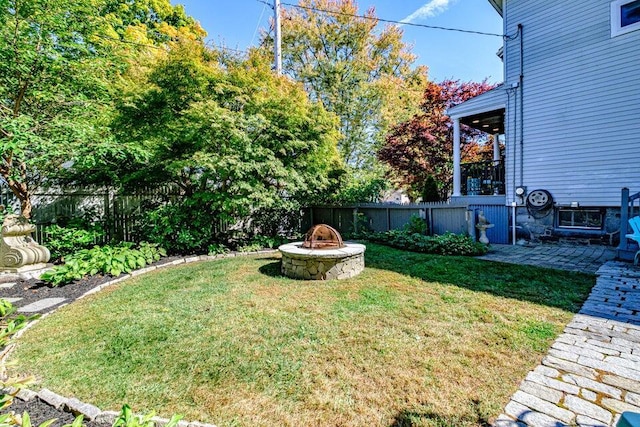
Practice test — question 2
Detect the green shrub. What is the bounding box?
[135,197,295,254]
[342,212,372,240]
[250,208,301,239]
[43,225,104,262]
[237,235,288,252]
[207,243,229,255]
[135,196,228,255]
[40,243,166,287]
[404,214,427,235]
[366,230,488,256]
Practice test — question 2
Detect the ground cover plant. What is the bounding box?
[9,244,594,427]
[40,243,165,287]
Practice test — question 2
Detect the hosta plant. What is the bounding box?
[40,243,166,287]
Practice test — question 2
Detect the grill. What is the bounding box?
[302,224,345,249]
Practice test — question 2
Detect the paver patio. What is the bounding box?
[478,243,616,274]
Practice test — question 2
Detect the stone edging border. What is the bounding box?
[2,249,280,427]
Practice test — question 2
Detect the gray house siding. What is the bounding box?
[503,0,640,208]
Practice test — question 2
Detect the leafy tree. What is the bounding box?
[378,80,495,201]
[106,42,342,223]
[0,0,202,218]
[261,0,427,200]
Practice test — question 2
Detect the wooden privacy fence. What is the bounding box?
[1,185,183,245]
[0,185,510,245]
[303,202,468,235]
[303,199,510,244]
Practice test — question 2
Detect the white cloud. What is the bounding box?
[400,0,455,24]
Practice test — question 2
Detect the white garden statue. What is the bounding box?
[0,213,50,271]
[475,210,494,245]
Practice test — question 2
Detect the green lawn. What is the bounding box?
[10,243,594,427]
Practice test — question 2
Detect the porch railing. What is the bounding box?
[461,160,505,196]
[617,187,640,261]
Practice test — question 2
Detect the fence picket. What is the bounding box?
[0,185,183,246]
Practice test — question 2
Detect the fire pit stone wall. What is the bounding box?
[279,242,366,280]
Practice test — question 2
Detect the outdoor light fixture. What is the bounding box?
[472,119,480,123]
[515,186,526,197]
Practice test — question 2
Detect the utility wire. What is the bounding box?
[257,0,507,38]
[96,33,250,55]
[205,41,250,55]
[251,1,269,45]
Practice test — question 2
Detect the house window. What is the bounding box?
[557,208,604,229]
[611,0,640,37]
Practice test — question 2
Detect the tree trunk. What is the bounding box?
[20,196,32,220]
[7,180,32,219]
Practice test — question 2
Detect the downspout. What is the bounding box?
[512,89,517,201]
[518,23,524,187]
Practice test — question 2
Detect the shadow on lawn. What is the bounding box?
[254,243,594,312]
[258,261,282,278]
[390,400,491,427]
[362,243,594,313]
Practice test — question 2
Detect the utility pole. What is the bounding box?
[274,0,282,74]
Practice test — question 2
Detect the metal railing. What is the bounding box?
[461,160,505,196]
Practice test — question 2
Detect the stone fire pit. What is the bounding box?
[279,224,366,280]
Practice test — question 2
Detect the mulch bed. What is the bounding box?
[3,397,106,427]
[0,256,184,315]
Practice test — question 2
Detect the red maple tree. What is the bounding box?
[378,79,496,201]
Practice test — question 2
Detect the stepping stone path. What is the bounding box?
[495,261,640,427]
[17,298,67,313]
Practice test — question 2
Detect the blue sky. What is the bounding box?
[170,0,505,83]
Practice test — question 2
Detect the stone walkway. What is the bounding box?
[479,244,616,274]
[493,259,640,427]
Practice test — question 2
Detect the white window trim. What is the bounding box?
[611,0,640,37]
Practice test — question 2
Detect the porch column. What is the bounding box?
[452,118,461,197]
[493,133,500,165]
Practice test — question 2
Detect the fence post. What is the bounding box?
[386,207,391,231]
[103,188,111,242]
[467,209,476,240]
[353,207,359,235]
[618,187,630,252]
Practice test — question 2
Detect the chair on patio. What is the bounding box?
[618,411,640,427]
[625,216,640,265]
